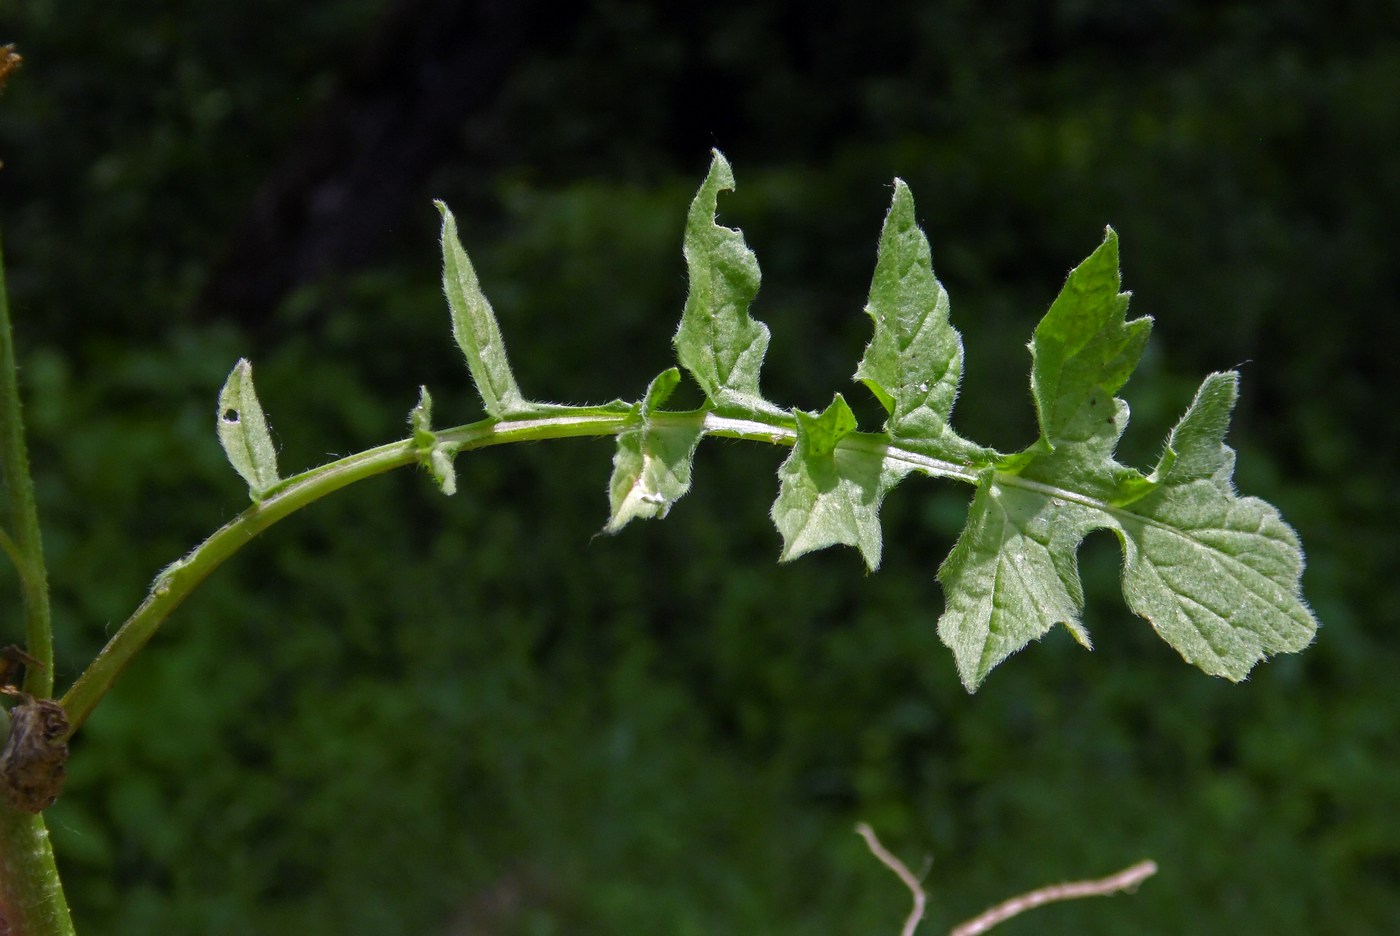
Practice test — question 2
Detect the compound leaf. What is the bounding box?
[434,157,1318,694]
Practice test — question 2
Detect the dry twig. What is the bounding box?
[949,859,1159,936]
[857,821,1157,936]
[855,823,927,936]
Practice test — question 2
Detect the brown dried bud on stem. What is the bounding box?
[0,696,69,813]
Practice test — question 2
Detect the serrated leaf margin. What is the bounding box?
[672,150,774,414]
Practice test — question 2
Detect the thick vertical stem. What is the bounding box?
[0,228,72,933]
[0,805,75,936]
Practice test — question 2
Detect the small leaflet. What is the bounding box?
[771,181,991,572]
[410,386,458,496]
[436,201,527,419]
[772,393,907,570]
[853,180,987,464]
[605,368,704,532]
[672,150,777,415]
[216,359,281,502]
[1027,228,1152,455]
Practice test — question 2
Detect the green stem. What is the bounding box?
[59,405,980,734]
[0,806,76,936]
[0,228,54,698]
[0,226,72,936]
[60,410,630,732]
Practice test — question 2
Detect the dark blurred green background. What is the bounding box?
[2,1,1396,932]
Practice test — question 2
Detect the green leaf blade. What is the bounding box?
[216,358,281,502]
[672,150,774,414]
[605,368,705,532]
[772,394,906,570]
[1117,499,1315,680]
[855,180,986,463]
[436,200,526,418]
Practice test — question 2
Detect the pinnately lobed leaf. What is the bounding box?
[216,358,280,502]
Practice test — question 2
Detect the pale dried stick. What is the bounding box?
[949,859,1158,936]
[855,822,927,936]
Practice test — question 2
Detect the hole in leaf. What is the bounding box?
[220,409,240,423]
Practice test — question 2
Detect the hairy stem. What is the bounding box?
[1,230,71,936]
[59,410,638,731]
[56,408,693,729]
[0,229,53,698]
[60,403,980,735]
[0,806,76,936]
[57,434,420,732]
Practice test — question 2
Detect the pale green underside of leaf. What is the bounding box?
[410,385,458,496]
[772,394,911,570]
[605,368,705,532]
[437,200,527,419]
[938,370,1316,691]
[936,477,1098,687]
[216,358,280,502]
[1117,372,1315,679]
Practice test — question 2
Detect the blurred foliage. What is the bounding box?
[1,0,1397,933]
